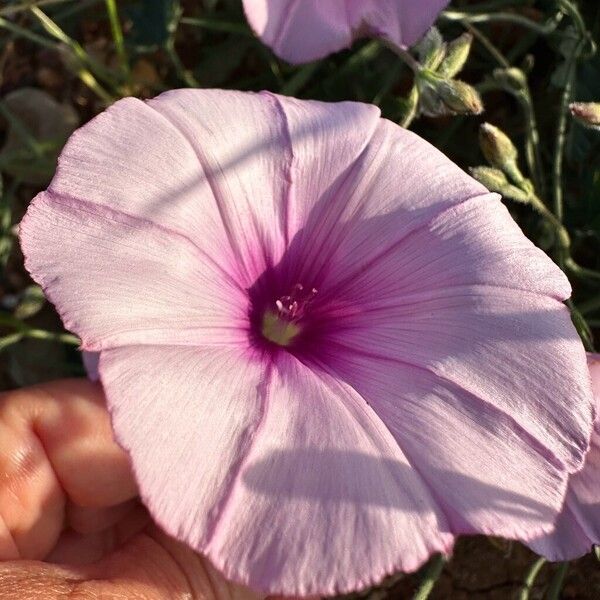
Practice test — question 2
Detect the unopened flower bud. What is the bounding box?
[492,67,527,93]
[570,102,600,130]
[415,27,446,70]
[417,73,483,117]
[469,166,531,203]
[479,123,518,168]
[437,33,473,78]
[477,122,531,191]
[436,79,483,115]
[469,166,508,189]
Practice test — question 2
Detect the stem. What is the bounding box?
[0,0,76,17]
[463,22,509,68]
[280,62,320,96]
[385,42,421,73]
[518,556,546,600]
[165,43,199,87]
[0,313,80,348]
[104,0,129,80]
[400,85,419,129]
[519,89,545,197]
[0,15,56,49]
[553,40,582,225]
[546,562,569,600]
[413,554,445,600]
[180,16,251,36]
[441,9,563,36]
[26,7,115,102]
[565,258,600,284]
[530,194,571,252]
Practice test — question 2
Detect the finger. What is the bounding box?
[47,504,150,565]
[0,530,264,600]
[0,379,137,560]
[67,498,140,535]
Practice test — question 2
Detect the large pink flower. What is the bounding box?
[243,0,450,64]
[20,89,594,596]
[528,354,600,560]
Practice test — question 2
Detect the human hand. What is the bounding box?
[0,379,263,600]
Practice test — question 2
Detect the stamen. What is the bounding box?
[261,283,317,346]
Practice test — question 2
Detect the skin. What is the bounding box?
[0,379,265,600]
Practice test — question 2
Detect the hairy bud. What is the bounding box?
[570,102,600,130]
[479,123,518,168]
[438,33,473,79]
[469,166,530,203]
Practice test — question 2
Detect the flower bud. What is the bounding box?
[492,67,527,94]
[436,79,483,115]
[469,166,530,203]
[415,27,446,70]
[570,102,600,130]
[417,73,483,117]
[437,33,473,78]
[479,123,518,169]
[477,122,532,191]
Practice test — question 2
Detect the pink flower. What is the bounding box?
[243,0,450,64]
[20,89,594,596]
[528,353,600,560]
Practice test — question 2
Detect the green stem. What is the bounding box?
[519,556,546,600]
[104,0,129,80]
[0,0,75,17]
[441,10,563,36]
[558,0,595,53]
[165,43,199,88]
[25,7,115,102]
[565,258,600,284]
[530,194,571,252]
[280,62,320,96]
[0,313,80,348]
[400,85,419,129]
[519,89,545,198]
[413,554,445,600]
[0,15,56,49]
[179,16,251,36]
[546,562,569,600]
[553,56,577,224]
[463,22,509,68]
[384,42,421,73]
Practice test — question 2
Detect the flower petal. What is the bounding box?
[149,90,381,285]
[205,353,453,595]
[320,195,591,473]
[244,0,352,64]
[99,345,266,550]
[46,96,237,276]
[527,355,600,560]
[103,346,454,595]
[20,192,247,350]
[348,0,451,48]
[273,116,487,289]
[319,351,573,540]
[243,1,449,64]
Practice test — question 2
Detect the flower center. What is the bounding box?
[261,283,317,347]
